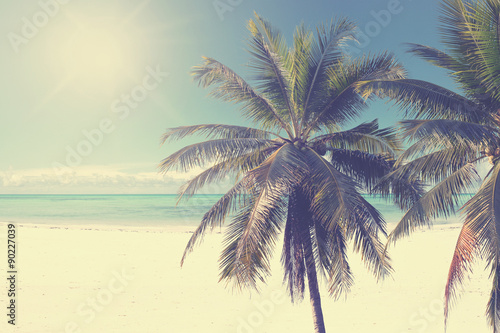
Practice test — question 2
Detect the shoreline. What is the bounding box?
[0,218,465,234]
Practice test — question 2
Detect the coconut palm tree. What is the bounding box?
[160,14,418,333]
[357,0,500,330]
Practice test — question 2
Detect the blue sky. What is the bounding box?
[0,0,454,194]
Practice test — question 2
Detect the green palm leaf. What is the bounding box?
[247,16,298,133]
[301,17,358,123]
[192,57,293,136]
[219,144,307,290]
[388,163,480,245]
[180,179,249,266]
[328,149,392,190]
[176,145,279,202]
[392,144,480,183]
[219,188,287,291]
[406,43,467,72]
[444,222,479,328]
[324,222,353,299]
[399,119,499,146]
[357,78,487,122]
[158,138,273,173]
[304,52,405,134]
[161,124,279,143]
[347,195,392,280]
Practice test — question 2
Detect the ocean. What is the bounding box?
[0,194,472,228]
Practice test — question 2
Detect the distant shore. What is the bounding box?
[0,220,490,333]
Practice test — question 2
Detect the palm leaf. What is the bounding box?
[388,163,480,245]
[406,43,468,72]
[158,138,273,173]
[290,24,314,117]
[459,162,500,331]
[439,0,475,62]
[399,119,499,146]
[313,119,402,156]
[219,144,308,290]
[391,144,480,184]
[302,17,358,123]
[444,222,479,328]
[345,195,392,279]
[219,189,287,291]
[371,170,426,212]
[304,53,405,135]
[161,124,279,143]
[465,1,500,100]
[356,78,487,122]
[180,180,249,266]
[176,145,279,202]
[247,16,298,133]
[324,222,353,299]
[192,57,293,136]
[328,149,393,190]
[302,148,391,278]
[303,148,359,229]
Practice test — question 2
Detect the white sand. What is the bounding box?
[0,222,492,333]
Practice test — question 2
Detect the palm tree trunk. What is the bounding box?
[292,187,327,333]
[303,226,327,333]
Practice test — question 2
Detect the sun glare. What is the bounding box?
[58,18,137,95]
[64,26,126,81]
[40,2,160,102]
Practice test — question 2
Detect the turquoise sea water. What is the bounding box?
[0,194,474,228]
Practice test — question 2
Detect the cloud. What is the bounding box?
[0,165,231,194]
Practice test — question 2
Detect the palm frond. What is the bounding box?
[282,192,307,302]
[177,145,279,202]
[158,138,273,173]
[161,124,279,143]
[458,162,500,331]
[356,79,487,122]
[302,148,391,279]
[192,57,293,136]
[302,17,358,122]
[290,24,314,117]
[371,170,426,211]
[388,163,480,245]
[324,222,353,299]
[399,119,499,147]
[439,0,474,62]
[394,131,474,166]
[180,180,249,266]
[464,0,500,100]
[328,132,400,158]
[303,148,359,229]
[391,144,480,184]
[444,222,479,328]
[304,52,406,135]
[219,189,287,291]
[219,143,308,290]
[404,42,489,98]
[486,265,500,332]
[438,0,498,99]
[312,119,402,157]
[328,149,393,190]
[247,15,298,133]
[406,43,468,72]
[346,195,392,280]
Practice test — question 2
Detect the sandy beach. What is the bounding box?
[0,221,492,333]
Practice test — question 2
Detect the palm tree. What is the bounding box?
[160,14,417,333]
[357,0,500,330]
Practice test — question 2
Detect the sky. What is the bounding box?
[0,0,454,194]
